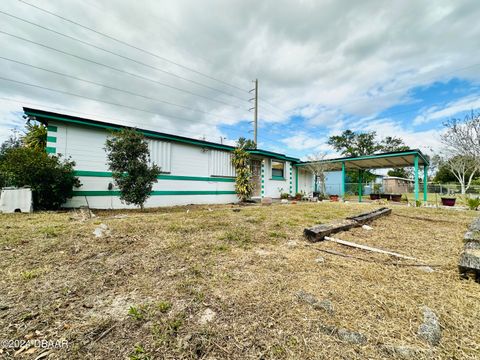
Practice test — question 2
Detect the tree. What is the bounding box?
[328,130,381,157]
[304,152,334,195]
[387,168,411,178]
[231,138,254,202]
[105,128,160,209]
[328,130,412,181]
[436,155,478,194]
[380,136,410,153]
[441,111,480,160]
[0,147,80,209]
[236,137,256,149]
[439,112,480,193]
[0,129,22,160]
[23,122,47,150]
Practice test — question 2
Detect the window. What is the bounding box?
[271,161,284,178]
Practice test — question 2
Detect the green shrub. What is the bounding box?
[0,147,80,210]
[231,141,253,202]
[280,192,289,199]
[105,128,160,209]
[467,197,480,210]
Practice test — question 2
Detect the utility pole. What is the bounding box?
[249,79,258,148]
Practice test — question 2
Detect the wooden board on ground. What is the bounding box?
[346,207,392,224]
[304,207,392,242]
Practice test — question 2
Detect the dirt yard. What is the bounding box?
[0,202,479,359]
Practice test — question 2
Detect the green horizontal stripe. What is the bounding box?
[72,190,236,196]
[271,176,285,180]
[73,170,235,182]
[47,125,57,132]
[46,147,56,154]
[47,136,57,143]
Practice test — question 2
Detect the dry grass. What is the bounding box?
[0,202,479,359]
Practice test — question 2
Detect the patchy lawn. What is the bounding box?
[0,202,479,359]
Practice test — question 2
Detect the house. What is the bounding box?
[24,108,313,209]
[382,176,414,194]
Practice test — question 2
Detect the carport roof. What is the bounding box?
[297,149,429,171]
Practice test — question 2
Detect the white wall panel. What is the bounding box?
[170,143,209,176]
[209,150,235,177]
[147,139,171,173]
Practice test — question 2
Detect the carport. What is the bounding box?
[297,149,430,202]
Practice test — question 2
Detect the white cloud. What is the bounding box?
[0,0,480,151]
[413,94,480,125]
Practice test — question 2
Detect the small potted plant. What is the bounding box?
[441,196,456,206]
[390,194,402,202]
[329,194,339,202]
[280,192,289,200]
[295,192,303,200]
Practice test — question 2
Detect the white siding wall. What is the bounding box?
[261,159,291,198]
[297,168,314,194]
[147,139,171,172]
[48,121,237,209]
[209,150,235,177]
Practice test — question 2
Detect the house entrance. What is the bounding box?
[250,159,262,197]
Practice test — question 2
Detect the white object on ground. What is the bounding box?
[0,187,33,213]
[93,223,111,238]
[324,236,418,261]
[198,308,216,324]
[362,225,373,231]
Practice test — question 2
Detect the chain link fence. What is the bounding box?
[319,182,480,205]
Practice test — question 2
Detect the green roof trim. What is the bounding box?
[248,150,300,162]
[24,108,300,162]
[296,149,429,168]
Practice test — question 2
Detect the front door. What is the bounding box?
[250,159,262,197]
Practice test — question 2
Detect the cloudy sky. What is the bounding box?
[1,0,479,159]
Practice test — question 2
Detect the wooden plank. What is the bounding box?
[304,220,359,242]
[324,236,418,261]
[346,207,392,224]
[304,207,392,242]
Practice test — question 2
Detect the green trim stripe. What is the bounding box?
[72,190,236,196]
[271,176,285,181]
[47,125,57,132]
[73,170,235,182]
[46,146,56,154]
[47,136,57,143]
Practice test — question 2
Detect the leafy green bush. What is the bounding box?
[105,129,160,209]
[467,197,480,210]
[0,147,80,210]
[231,141,253,202]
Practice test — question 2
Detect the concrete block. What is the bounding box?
[0,187,33,213]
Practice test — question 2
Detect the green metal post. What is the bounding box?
[423,165,428,203]
[295,166,299,194]
[414,155,419,202]
[341,162,346,200]
[358,170,363,203]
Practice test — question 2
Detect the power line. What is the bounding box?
[17,0,250,94]
[0,76,250,129]
[0,30,246,110]
[0,9,250,104]
[0,96,248,143]
[0,56,241,122]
